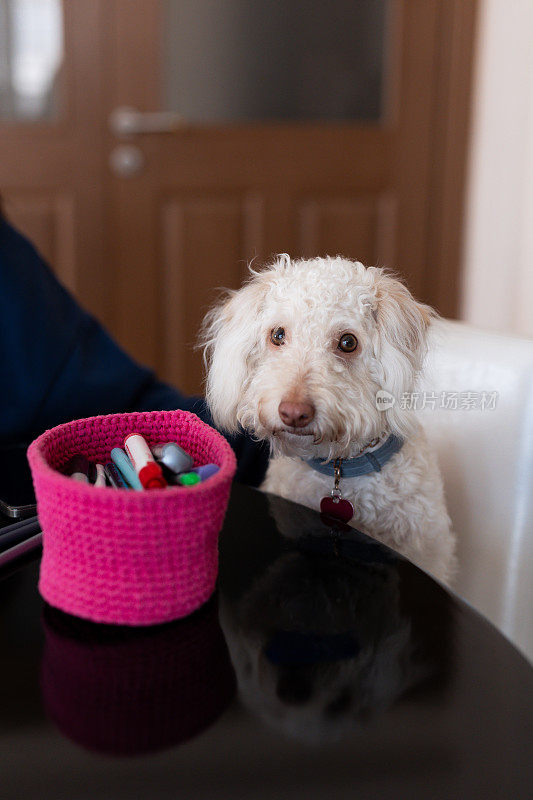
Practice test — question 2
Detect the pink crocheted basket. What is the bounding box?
[27,410,237,625]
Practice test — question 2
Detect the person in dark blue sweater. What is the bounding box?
[0,215,268,486]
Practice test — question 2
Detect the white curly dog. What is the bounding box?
[202,255,456,583]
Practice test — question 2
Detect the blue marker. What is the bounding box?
[110,448,143,491]
[192,464,220,482]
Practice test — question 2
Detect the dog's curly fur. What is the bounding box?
[201,256,456,582]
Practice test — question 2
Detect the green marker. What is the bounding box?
[177,471,201,486]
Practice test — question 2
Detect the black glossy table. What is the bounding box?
[0,484,531,800]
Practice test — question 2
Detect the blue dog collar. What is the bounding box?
[305,434,404,478]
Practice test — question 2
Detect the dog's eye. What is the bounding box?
[338,333,358,353]
[270,327,286,346]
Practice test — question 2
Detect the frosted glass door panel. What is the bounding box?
[0,0,64,121]
[162,0,388,122]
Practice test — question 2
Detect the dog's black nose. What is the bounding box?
[278,400,315,428]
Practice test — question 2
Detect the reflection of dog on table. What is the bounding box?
[219,494,448,745]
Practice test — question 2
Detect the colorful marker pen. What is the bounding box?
[124,433,167,490]
[104,462,129,489]
[110,448,143,491]
[94,464,107,487]
[151,442,193,476]
[177,471,201,486]
[193,464,220,482]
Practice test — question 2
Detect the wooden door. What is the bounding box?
[0,1,111,327]
[0,1,476,398]
[105,0,477,396]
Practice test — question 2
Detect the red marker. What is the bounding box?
[124,433,167,489]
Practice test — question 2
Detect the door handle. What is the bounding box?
[109,106,185,136]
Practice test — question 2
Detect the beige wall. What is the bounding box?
[462,0,533,339]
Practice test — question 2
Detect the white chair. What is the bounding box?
[416,320,533,662]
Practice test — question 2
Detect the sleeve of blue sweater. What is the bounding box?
[0,218,268,486]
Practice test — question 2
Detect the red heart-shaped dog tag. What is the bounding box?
[320,496,354,524]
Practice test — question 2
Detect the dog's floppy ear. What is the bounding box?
[200,280,263,433]
[370,272,434,435]
[372,272,434,374]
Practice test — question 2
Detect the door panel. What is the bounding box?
[0,0,64,123]
[160,0,388,122]
[160,192,264,390]
[297,194,396,267]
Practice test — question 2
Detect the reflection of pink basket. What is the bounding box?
[41,601,236,756]
[27,410,236,625]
